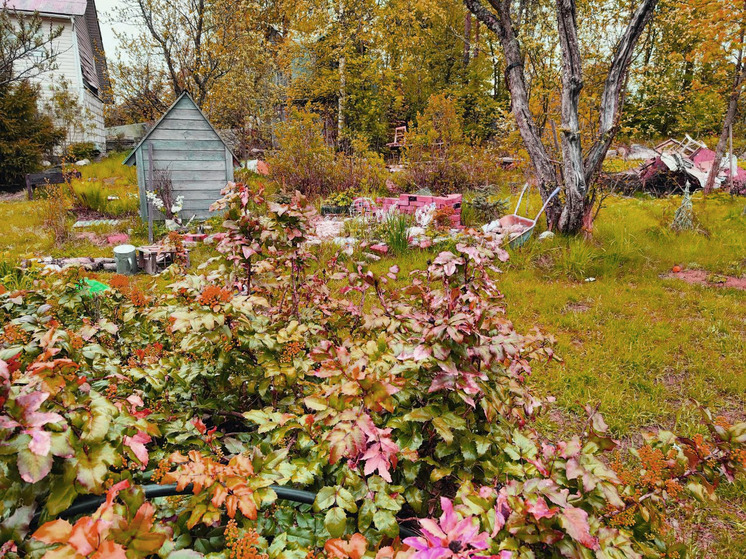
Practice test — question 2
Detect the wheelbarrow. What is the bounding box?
[500,185,561,248]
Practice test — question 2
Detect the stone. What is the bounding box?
[538,231,555,241]
[370,243,389,255]
[75,159,91,166]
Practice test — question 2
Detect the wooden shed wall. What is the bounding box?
[135,96,233,219]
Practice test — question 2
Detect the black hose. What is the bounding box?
[31,483,419,539]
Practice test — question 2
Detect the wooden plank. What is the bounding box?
[156,118,214,132]
[161,109,207,120]
[135,149,149,220]
[139,139,225,151]
[145,150,227,162]
[159,169,229,181]
[148,129,221,141]
[172,183,227,193]
[226,148,234,181]
[140,159,227,172]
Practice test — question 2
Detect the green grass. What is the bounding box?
[352,191,746,556]
[1,168,745,554]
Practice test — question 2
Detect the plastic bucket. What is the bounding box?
[113,244,137,275]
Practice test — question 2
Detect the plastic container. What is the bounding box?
[113,244,137,275]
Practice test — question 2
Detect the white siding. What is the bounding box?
[9,14,106,151]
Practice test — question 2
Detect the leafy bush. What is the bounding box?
[0,183,744,558]
[0,81,64,191]
[397,96,517,194]
[268,108,387,198]
[66,142,99,162]
[40,182,73,244]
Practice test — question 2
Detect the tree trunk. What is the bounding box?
[705,6,746,194]
[464,13,472,68]
[555,0,587,233]
[464,0,657,234]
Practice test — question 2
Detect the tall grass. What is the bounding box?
[70,152,139,217]
[379,211,412,255]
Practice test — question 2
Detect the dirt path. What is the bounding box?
[665,269,746,290]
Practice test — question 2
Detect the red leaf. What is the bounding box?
[560,507,599,550]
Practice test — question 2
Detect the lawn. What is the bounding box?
[1,165,744,556]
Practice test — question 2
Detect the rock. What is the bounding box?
[107,233,129,245]
[75,159,90,166]
[363,252,381,261]
[605,149,618,159]
[419,239,433,249]
[406,226,426,238]
[538,231,555,241]
[370,243,389,255]
[42,160,52,167]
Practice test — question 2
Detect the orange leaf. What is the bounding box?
[33,519,73,544]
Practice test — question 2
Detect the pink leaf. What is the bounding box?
[526,497,557,520]
[123,431,151,467]
[26,429,52,456]
[560,507,599,550]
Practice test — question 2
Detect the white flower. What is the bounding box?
[146,191,165,210]
[171,195,184,215]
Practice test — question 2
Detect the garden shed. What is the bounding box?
[124,92,239,220]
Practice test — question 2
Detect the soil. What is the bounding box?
[72,206,116,221]
[665,269,746,290]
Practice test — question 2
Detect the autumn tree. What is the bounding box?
[113,0,243,107]
[464,0,658,234]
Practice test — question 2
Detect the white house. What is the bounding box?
[5,0,110,151]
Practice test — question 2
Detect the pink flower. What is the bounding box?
[403,498,493,559]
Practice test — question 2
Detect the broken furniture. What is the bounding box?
[25,168,81,200]
[135,245,189,275]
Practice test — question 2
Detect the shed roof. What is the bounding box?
[124,92,239,166]
[4,0,87,16]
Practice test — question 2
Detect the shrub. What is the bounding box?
[268,109,387,198]
[66,141,99,161]
[0,186,744,557]
[40,181,73,244]
[0,81,64,191]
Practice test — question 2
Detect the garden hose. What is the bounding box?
[32,484,419,539]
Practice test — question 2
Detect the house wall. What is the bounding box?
[9,13,106,151]
[135,96,233,220]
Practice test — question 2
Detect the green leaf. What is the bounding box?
[432,417,454,443]
[75,444,117,490]
[324,506,347,538]
[358,500,375,531]
[314,486,336,511]
[336,487,358,513]
[81,394,116,442]
[17,447,53,483]
[46,463,78,515]
[373,509,399,538]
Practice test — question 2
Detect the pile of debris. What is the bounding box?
[600,135,746,196]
